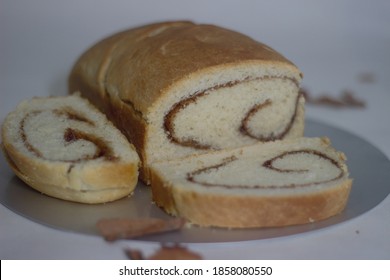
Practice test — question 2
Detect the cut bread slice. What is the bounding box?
[149,137,352,228]
[1,95,140,204]
[69,21,304,184]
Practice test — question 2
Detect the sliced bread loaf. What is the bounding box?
[1,95,140,204]
[149,137,352,228]
[69,21,304,184]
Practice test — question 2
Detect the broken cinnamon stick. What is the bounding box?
[96,217,186,241]
[125,244,203,260]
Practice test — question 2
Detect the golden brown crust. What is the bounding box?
[69,21,300,112]
[105,22,300,112]
[151,166,352,228]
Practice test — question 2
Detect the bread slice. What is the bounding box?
[1,95,140,204]
[69,21,304,184]
[149,137,352,228]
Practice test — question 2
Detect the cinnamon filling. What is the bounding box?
[164,76,300,149]
[20,109,117,163]
[63,127,118,162]
[239,99,272,140]
[164,90,213,150]
[20,111,43,158]
[186,149,344,189]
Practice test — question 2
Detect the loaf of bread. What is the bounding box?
[1,95,140,204]
[149,137,352,228]
[69,21,304,183]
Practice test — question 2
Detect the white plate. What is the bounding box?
[0,119,389,243]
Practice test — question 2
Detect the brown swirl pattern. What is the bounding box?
[164,76,300,149]
[186,149,344,189]
[20,109,117,163]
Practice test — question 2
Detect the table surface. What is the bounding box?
[1,0,389,259]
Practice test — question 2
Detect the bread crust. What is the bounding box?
[2,137,138,205]
[150,165,352,228]
[69,21,301,112]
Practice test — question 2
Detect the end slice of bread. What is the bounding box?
[149,137,352,228]
[1,94,140,204]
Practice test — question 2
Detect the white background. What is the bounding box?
[1,0,389,259]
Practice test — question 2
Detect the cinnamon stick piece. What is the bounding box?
[96,217,186,241]
[125,244,203,260]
